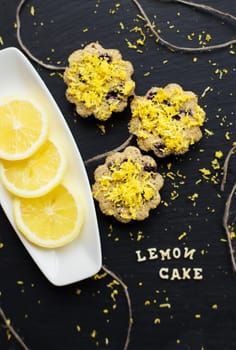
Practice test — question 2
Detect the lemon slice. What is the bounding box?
[0,98,48,160]
[13,184,84,248]
[0,139,66,198]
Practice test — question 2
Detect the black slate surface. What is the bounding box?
[0,1,236,349]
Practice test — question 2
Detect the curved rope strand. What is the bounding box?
[85,134,134,165]
[221,146,236,272]
[16,0,66,70]
[102,265,133,350]
[0,307,30,350]
[132,0,236,52]
[221,146,236,192]
[223,183,236,272]
[16,0,236,69]
[173,0,236,22]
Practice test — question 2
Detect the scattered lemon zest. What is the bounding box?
[130,26,146,46]
[154,318,161,324]
[111,289,118,302]
[107,280,119,289]
[119,22,125,30]
[30,6,35,16]
[90,329,97,339]
[17,280,24,285]
[93,272,107,280]
[159,303,171,308]
[199,168,211,176]
[178,232,187,240]
[201,86,212,98]
[97,124,106,134]
[211,158,220,170]
[225,131,231,141]
[204,128,214,136]
[215,150,223,159]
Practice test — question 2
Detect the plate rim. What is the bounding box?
[0,46,102,286]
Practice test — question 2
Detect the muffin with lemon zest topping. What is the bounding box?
[92,146,164,223]
[129,83,205,157]
[64,42,135,121]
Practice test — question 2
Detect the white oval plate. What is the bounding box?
[0,47,102,286]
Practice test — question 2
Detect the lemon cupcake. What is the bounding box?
[64,42,135,121]
[129,83,205,157]
[92,146,164,223]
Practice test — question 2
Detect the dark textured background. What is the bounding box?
[0,0,236,349]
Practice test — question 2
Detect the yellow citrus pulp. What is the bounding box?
[0,139,66,198]
[13,184,84,248]
[0,98,48,160]
[0,96,85,249]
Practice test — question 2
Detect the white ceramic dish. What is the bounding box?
[0,47,102,286]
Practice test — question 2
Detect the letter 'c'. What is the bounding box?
[159,268,169,279]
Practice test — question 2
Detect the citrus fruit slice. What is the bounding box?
[0,139,66,198]
[13,184,84,248]
[0,98,48,160]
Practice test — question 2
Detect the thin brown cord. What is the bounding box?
[16,0,236,70]
[102,264,133,350]
[0,307,30,350]
[132,0,236,52]
[223,183,236,273]
[221,146,236,272]
[85,134,134,165]
[221,146,236,192]
[16,0,66,70]
[173,0,236,22]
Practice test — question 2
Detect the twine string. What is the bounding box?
[102,265,133,350]
[221,146,236,192]
[223,183,236,273]
[132,0,236,52]
[16,0,66,70]
[16,0,236,71]
[84,135,134,165]
[170,0,236,22]
[0,307,30,350]
[221,146,236,272]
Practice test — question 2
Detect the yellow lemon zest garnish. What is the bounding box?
[131,86,205,153]
[66,52,135,120]
[93,159,156,220]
